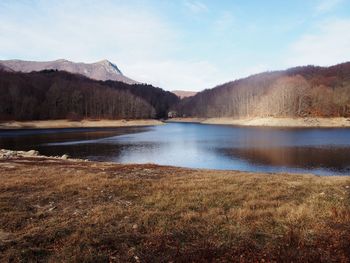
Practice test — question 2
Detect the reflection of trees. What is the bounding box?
[0,127,148,159]
[221,147,350,171]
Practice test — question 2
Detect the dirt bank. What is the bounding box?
[0,119,163,129]
[0,150,349,262]
[168,117,350,127]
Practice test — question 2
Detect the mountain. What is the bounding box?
[0,70,179,120]
[0,64,14,72]
[172,90,197,98]
[177,62,350,118]
[0,59,137,84]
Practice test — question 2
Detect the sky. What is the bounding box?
[1,0,350,91]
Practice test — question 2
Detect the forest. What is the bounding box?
[176,62,350,118]
[1,62,350,121]
[0,69,179,120]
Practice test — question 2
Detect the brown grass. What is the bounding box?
[0,157,349,262]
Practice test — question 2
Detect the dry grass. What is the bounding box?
[0,157,349,262]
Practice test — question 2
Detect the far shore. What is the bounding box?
[167,117,350,128]
[0,119,163,129]
[2,117,350,130]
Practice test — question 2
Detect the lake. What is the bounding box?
[1,122,350,175]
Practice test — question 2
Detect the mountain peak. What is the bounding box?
[97,59,110,64]
[95,59,122,74]
[0,59,136,84]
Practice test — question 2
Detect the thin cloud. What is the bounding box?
[316,0,343,13]
[286,19,350,66]
[0,1,177,62]
[184,0,208,13]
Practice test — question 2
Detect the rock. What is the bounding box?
[61,154,69,160]
[0,149,40,159]
[0,150,17,159]
[27,150,39,156]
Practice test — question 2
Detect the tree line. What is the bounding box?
[0,70,179,120]
[1,62,350,121]
[176,62,350,118]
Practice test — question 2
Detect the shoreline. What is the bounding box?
[1,150,349,261]
[0,119,163,129]
[167,117,350,128]
[2,117,350,129]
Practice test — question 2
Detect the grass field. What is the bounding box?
[0,156,349,262]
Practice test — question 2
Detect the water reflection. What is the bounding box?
[220,146,350,173]
[0,123,350,175]
[0,127,149,158]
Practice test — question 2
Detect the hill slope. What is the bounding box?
[0,70,178,120]
[0,59,137,84]
[177,62,350,118]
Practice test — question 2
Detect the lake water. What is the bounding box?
[1,122,350,175]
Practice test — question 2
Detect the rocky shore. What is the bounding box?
[0,149,71,160]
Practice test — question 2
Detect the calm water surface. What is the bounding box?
[1,122,350,175]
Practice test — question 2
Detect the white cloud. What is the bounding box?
[125,60,231,91]
[0,1,177,62]
[285,19,350,67]
[316,0,343,13]
[184,0,208,13]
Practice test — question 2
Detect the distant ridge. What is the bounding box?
[172,90,197,98]
[0,59,137,84]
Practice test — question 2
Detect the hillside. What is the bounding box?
[0,59,137,84]
[0,64,14,72]
[177,62,350,118]
[0,70,178,120]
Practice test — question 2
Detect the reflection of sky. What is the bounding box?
[101,123,350,175]
[1,123,350,175]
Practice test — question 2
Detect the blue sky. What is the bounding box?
[1,0,350,91]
